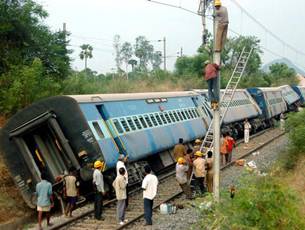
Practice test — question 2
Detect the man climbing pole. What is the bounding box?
[214,0,229,55]
[203,60,220,110]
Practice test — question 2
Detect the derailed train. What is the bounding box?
[0,85,304,208]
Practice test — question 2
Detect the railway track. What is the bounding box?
[45,128,284,230]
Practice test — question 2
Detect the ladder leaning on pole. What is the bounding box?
[199,47,254,154]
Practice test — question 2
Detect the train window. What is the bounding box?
[168,111,176,122]
[181,111,187,120]
[150,114,158,126]
[92,122,105,139]
[185,110,191,119]
[144,115,153,127]
[120,118,130,132]
[138,116,147,128]
[177,111,183,120]
[160,113,167,124]
[155,114,163,125]
[126,117,136,131]
[146,99,154,104]
[191,109,197,118]
[188,109,194,118]
[164,112,171,123]
[173,111,180,121]
[113,119,124,133]
[133,116,142,130]
[194,109,200,117]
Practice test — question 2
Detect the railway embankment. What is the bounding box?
[0,157,32,228]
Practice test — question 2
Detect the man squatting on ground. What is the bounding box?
[176,157,192,199]
[142,165,159,226]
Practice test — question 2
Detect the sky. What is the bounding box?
[36,0,305,74]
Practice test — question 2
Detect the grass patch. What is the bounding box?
[195,167,305,230]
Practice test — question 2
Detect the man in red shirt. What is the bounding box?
[204,60,220,110]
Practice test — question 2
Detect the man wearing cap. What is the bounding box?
[215,0,229,53]
[116,154,129,207]
[193,151,207,194]
[93,160,106,220]
[176,157,192,199]
[204,60,220,110]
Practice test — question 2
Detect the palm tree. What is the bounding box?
[79,44,93,70]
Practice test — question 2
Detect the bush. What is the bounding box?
[284,109,305,169]
[197,172,305,230]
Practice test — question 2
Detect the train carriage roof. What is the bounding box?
[68,91,199,103]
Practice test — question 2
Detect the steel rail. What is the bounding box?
[50,129,284,230]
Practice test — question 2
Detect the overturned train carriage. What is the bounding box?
[0,91,211,208]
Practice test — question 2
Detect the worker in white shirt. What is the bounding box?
[93,160,105,220]
[116,154,129,207]
[141,165,158,226]
[244,119,251,144]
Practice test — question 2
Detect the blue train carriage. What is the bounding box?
[75,91,211,183]
[0,96,109,208]
[291,85,305,106]
[220,89,263,137]
[278,85,301,111]
[247,87,287,126]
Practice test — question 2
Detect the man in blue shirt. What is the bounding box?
[36,172,52,230]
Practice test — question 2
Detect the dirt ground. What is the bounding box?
[0,157,31,224]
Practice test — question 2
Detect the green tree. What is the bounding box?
[0,0,70,79]
[175,53,209,76]
[128,59,137,72]
[268,63,298,86]
[0,59,61,116]
[79,44,93,70]
[113,34,123,73]
[225,36,262,74]
[134,36,154,72]
[120,42,133,78]
[151,51,162,70]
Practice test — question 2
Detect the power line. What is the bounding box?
[147,0,199,15]
[146,0,305,69]
[230,0,305,57]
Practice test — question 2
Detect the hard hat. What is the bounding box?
[194,151,203,157]
[94,160,104,169]
[177,157,186,164]
[195,139,202,144]
[204,60,210,65]
[215,0,221,6]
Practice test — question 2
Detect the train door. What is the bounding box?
[10,113,79,183]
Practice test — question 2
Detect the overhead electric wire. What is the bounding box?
[147,0,199,15]
[230,0,305,57]
[146,0,305,70]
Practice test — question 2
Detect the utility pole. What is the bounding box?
[163,37,166,71]
[63,22,66,42]
[212,0,220,202]
[180,47,183,57]
[198,0,209,45]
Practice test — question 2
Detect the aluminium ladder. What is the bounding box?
[199,47,253,154]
